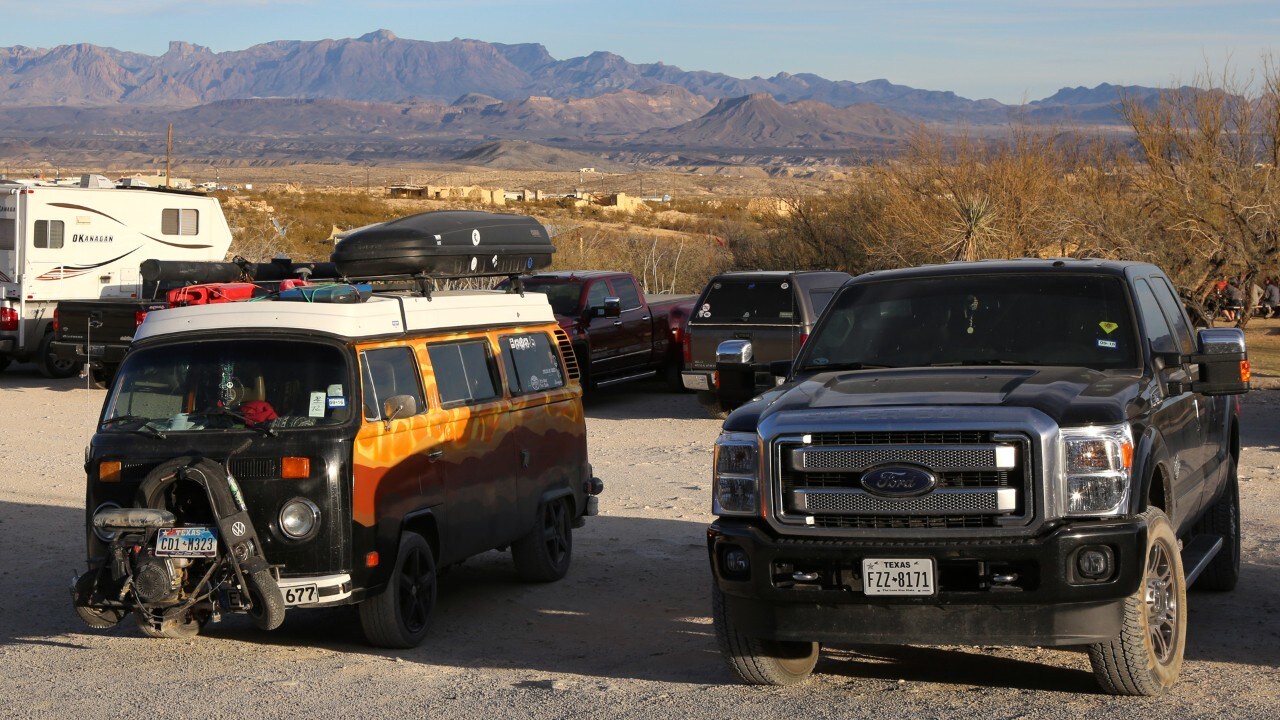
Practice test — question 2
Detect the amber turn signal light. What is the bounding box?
[99,461,121,483]
[281,456,310,479]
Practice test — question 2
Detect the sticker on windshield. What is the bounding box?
[327,384,344,397]
[1097,339,1118,349]
[309,392,327,417]
[781,282,790,290]
[1099,321,1118,334]
[327,397,346,408]
[812,357,829,365]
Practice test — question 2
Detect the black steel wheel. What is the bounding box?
[512,497,573,582]
[36,332,81,379]
[1192,458,1241,591]
[1088,507,1187,696]
[712,584,818,686]
[359,532,437,648]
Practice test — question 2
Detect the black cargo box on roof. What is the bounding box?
[331,210,554,279]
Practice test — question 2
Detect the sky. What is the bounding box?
[1,0,1276,104]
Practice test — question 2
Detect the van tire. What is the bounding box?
[37,333,81,379]
[512,497,572,582]
[1087,507,1186,696]
[713,584,818,685]
[359,532,436,648]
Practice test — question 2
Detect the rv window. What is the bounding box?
[360,346,427,421]
[161,208,200,236]
[428,340,500,406]
[500,333,565,395]
[34,220,64,249]
[0,218,13,251]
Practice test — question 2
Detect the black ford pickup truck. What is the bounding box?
[707,259,1248,696]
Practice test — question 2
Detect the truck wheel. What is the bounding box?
[36,333,81,379]
[1087,507,1186,696]
[511,497,573,582]
[1191,458,1241,591]
[712,584,818,686]
[696,391,730,420]
[662,359,686,392]
[359,532,436,648]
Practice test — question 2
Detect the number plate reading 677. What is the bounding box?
[156,527,218,558]
[862,558,935,596]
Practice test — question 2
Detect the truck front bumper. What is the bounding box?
[708,517,1147,647]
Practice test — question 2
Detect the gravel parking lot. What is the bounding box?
[0,365,1277,719]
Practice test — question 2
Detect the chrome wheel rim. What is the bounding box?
[1144,540,1178,664]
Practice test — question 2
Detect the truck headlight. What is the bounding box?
[1059,424,1133,517]
[713,432,760,516]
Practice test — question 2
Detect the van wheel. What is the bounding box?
[512,497,572,582]
[1192,458,1241,591]
[359,533,436,648]
[1087,507,1186,696]
[37,333,81,379]
[712,584,817,685]
[0,355,10,373]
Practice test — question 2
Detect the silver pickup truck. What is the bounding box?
[681,271,850,415]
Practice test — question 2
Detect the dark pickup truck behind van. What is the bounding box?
[707,259,1248,696]
[681,271,850,414]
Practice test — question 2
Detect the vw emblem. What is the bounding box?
[859,465,937,497]
[231,521,246,537]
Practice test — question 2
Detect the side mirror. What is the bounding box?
[382,394,417,426]
[1189,328,1250,395]
[603,297,622,318]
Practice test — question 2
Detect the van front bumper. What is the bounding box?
[708,517,1147,646]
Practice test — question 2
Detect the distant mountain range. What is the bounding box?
[0,31,1183,166]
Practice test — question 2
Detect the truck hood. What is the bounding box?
[732,366,1146,431]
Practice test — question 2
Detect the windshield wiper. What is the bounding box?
[192,407,278,437]
[101,415,168,439]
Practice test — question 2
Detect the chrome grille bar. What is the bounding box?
[791,444,1016,472]
[792,487,1018,515]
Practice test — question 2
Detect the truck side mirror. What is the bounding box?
[1189,328,1250,395]
[602,297,622,318]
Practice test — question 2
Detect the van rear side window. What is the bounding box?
[361,347,426,420]
[429,340,500,406]
[500,333,565,395]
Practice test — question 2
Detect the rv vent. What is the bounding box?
[553,328,581,382]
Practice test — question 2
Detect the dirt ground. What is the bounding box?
[0,366,1277,719]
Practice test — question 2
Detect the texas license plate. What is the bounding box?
[281,584,319,606]
[155,526,217,558]
[862,558,936,596]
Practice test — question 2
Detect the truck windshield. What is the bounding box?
[801,274,1139,371]
[696,278,797,324]
[504,279,583,316]
[101,340,353,432]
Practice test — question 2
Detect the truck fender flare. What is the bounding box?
[1131,424,1173,515]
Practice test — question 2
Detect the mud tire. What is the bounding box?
[1087,507,1186,696]
[359,532,437,648]
[1192,458,1241,591]
[712,584,818,686]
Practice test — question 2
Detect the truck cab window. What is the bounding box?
[586,281,608,314]
[610,277,642,311]
[35,220,64,249]
[428,340,500,406]
[360,346,426,421]
[1134,279,1179,355]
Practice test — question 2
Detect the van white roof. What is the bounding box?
[133,290,557,343]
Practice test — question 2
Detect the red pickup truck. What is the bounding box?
[502,271,695,391]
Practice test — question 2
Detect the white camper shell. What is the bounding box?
[0,175,232,372]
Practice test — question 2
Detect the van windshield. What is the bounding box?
[800,274,1139,371]
[101,340,353,432]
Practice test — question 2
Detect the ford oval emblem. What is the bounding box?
[860,465,937,497]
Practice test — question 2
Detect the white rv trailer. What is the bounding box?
[0,175,232,376]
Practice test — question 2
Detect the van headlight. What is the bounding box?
[279,498,320,540]
[713,432,760,516]
[1059,424,1133,517]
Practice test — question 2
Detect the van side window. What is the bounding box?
[34,220,64,249]
[500,333,565,395]
[610,276,642,311]
[428,340,500,406]
[161,208,200,236]
[360,347,426,421]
